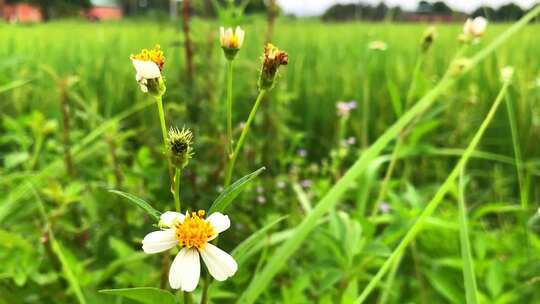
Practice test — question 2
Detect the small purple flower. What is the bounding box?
[297,149,307,157]
[336,100,357,117]
[257,196,266,204]
[379,202,391,214]
[276,181,286,189]
[300,179,312,188]
[256,186,264,194]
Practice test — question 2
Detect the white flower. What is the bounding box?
[130,45,165,93]
[500,66,514,83]
[463,17,487,38]
[142,210,237,291]
[219,26,245,49]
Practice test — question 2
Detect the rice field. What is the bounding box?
[1,12,540,304]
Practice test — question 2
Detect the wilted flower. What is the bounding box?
[258,43,288,90]
[421,26,437,52]
[130,45,166,96]
[500,66,514,83]
[167,127,193,169]
[143,210,237,291]
[336,100,357,117]
[220,26,245,60]
[463,17,487,39]
[368,40,387,51]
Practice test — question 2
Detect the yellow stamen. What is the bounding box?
[175,210,214,249]
[130,44,165,71]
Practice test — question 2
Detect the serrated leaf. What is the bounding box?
[100,287,177,304]
[208,167,265,214]
[109,190,160,221]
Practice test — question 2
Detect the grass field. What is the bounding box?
[1,14,540,304]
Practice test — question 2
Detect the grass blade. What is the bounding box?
[458,168,479,304]
[109,190,161,221]
[356,76,511,303]
[236,6,540,301]
[208,167,265,214]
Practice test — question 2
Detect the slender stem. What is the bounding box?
[184,291,193,304]
[30,133,44,170]
[371,52,425,217]
[226,60,234,156]
[200,275,210,304]
[224,89,267,187]
[155,95,174,182]
[173,168,181,212]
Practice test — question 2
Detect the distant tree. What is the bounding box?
[496,3,524,21]
[417,0,432,13]
[472,6,497,19]
[432,1,452,14]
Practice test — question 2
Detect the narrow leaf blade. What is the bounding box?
[100,287,177,304]
[209,167,265,214]
[109,190,161,221]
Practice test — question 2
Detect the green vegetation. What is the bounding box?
[1,13,540,304]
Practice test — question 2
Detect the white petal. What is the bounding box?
[160,211,185,227]
[472,17,487,35]
[142,229,177,254]
[236,27,245,47]
[131,59,161,79]
[199,243,237,281]
[169,248,200,291]
[463,18,472,35]
[139,84,148,93]
[206,212,230,235]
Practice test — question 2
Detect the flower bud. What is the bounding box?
[463,17,487,41]
[421,26,436,52]
[167,127,193,169]
[258,43,288,90]
[500,66,514,83]
[368,40,387,51]
[130,45,166,97]
[450,58,471,76]
[220,26,245,60]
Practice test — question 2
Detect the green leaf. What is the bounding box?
[109,190,161,221]
[99,288,178,304]
[208,167,265,214]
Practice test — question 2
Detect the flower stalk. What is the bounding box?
[226,60,234,155]
[224,89,267,187]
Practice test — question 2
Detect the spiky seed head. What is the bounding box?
[258,43,288,90]
[167,127,193,169]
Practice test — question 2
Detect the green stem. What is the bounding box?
[30,133,44,170]
[173,168,181,212]
[184,291,193,304]
[224,89,267,187]
[155,95,174,182]
[226,60,234,156]
[356,79,511,303]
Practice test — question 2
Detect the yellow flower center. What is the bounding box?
[175,210,214,249]
[228,36,239,49]
[131,44,165,71]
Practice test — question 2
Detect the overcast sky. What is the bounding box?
[276,0,538,16]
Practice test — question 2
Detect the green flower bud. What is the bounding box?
[167,127,193,169]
